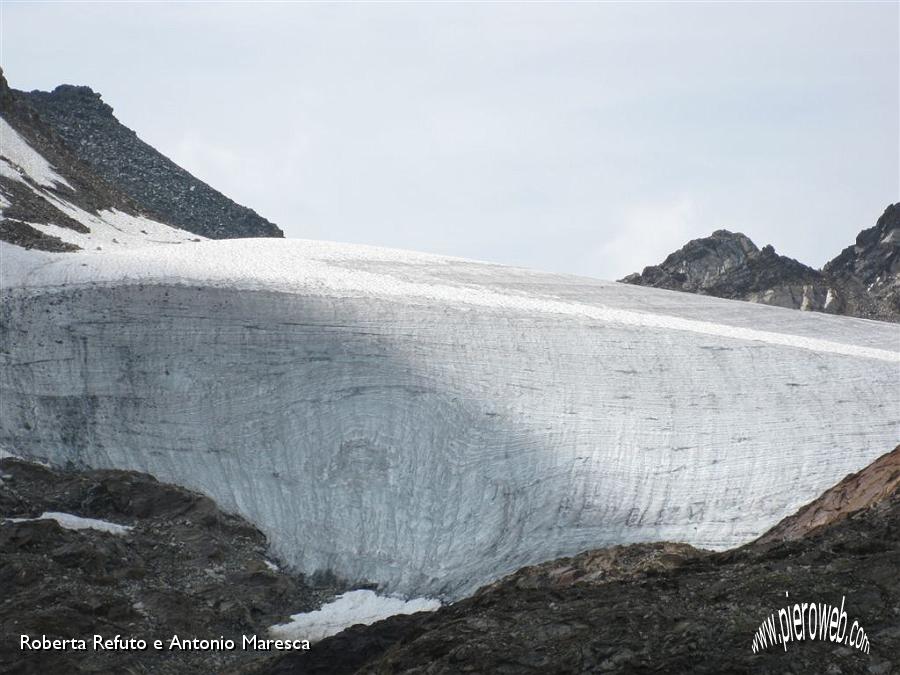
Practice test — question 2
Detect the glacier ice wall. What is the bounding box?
[1,242,898,599]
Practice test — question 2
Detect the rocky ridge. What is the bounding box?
[620,204,900,322]
[19,84,283,240]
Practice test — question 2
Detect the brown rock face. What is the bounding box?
[755,445,900,545]
[475,541,702,593]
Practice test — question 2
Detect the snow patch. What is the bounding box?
[270,590,440,643]
[264,560,279,572]
[29,192,203,249]
[0,117,73,190]
[5,511,132,535]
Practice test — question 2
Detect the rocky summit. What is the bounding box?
[254,446,900,675]
[620,204,900,322]
[17,83,283,240]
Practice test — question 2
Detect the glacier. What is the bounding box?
[2,236,898,600]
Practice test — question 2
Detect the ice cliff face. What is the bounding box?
[2,237,898,599]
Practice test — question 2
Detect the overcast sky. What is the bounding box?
[2,2,897,279]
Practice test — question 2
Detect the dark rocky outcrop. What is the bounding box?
[620,230,826,309]
[18,84,283,240]
[258,446,900,675]
[0,457,339,674]
[620,205,900,322]
[822,204,900,323]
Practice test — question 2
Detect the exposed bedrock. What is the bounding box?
[1,284,897,599]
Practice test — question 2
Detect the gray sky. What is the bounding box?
[2,2,898,280]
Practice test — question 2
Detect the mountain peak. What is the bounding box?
[37,84,113,116]
[623,229,807,299]
[621,206,899,322]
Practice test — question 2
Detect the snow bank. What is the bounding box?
[5,511,132,535]
[270,590,440,643]
[0,117,73,190]
[26,198,203,249]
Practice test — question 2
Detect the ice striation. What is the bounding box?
[2,233,898,600]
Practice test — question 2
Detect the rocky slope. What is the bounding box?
[257,446,900,675]
[19,84,283,240]
[620,204,900,322]
[1,67,281,245]
[0,456,338,675]
[1,69,150,252]
[1,69,205,252]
